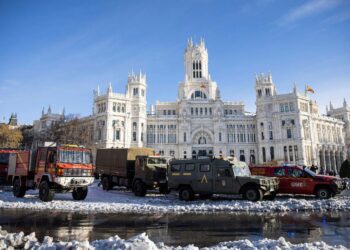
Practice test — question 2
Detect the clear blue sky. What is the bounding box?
[0,0,349,124]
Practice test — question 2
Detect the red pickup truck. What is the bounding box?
[250,165,346,199]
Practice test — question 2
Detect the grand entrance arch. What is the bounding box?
[191,129,214,159]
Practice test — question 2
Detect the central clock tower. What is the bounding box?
[178,38,219,101]
[184,38,209,81]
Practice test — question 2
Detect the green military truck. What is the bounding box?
[95,148,169,196]
[167,158,279,201]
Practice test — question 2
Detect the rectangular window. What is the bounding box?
[200,164,210,172]
[287,128,292,139]
[270,146,274,161]
[280,104,284,112]
[184,132,186,142]
[116,129,120,140]
[171,164,182,172]
[269,131,273,140]
[185,164,195,171]
[133,132,137,141]
[219,132,222,142]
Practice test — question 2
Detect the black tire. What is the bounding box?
[316,187,332,199]
[264,192,276,201]
[13,178,26,198]
[244,187,263,202]
[159,183,170,194]
[94,173,99,180]
[102,176,111,191]
[179,187,194,201]
[133,181,147,197]
[39,181,55,202]
[72,187,88,200]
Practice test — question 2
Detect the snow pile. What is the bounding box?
[0,227,347,250]
[0,183,350,214]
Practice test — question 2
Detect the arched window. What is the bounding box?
[191,90,207,100]
[192,60,202,78]
[198,137,206,144]
[192,150,197,159]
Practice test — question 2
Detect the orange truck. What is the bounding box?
[0,145,95,202]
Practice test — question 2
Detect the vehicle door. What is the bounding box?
[46,149,57,176]
[285,167,311,194]
[168,163,182,189]
[214,167,235,194]
[192,162,213,193]
[272,167,289,193]
[36,148,48,175]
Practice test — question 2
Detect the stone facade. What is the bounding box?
[33,39,349,173]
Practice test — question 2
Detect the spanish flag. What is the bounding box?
[306,85,315,94]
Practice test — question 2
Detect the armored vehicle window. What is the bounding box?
[171,164,182,172]
[217,168,231,177]
[200,164,210,172]
[274,168,286,177]
[185,164,195,171]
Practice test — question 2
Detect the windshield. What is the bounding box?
[303,167,316,177]
[231,161,251,177]
[147,157,167,164]
[59,150,92,164]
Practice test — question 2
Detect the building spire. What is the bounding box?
[344,98,347,107]
[107,82,113,93]
[42,107,45,116]
[329,101,333,110]
[187,37,193,47]
[293,83,297,94]
[48,105,52,114]
[326,105,329,113]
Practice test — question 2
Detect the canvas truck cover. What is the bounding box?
[96,148,155,177]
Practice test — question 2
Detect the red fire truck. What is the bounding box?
[250,165,346,199]
[0,145,95,202]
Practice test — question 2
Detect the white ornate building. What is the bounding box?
[33,39,349,173]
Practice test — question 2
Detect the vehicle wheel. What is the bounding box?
[159,183,170,194]
[264,192,276,201]
[72,187,88,200]
[133,181,147,197]
[244,187,263,202]
[94,173,99,180]
[102,177,111,191]
[39,181,55,202]
[316,187,332,199]
[179,187,194,201]
[13,178,26,198]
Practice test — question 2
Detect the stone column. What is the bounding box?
[325,150,330,173]
[332,151,337,174]
[336,151,341,172]
[322,149,327,173]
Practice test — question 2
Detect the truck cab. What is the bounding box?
[132,155,169,196]
[9,145,95,202]
[168,158,279,202]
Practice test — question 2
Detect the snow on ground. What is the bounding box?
[0,181,349,214]
[0,227,347,250]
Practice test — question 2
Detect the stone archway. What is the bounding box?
[192,130,213,145]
